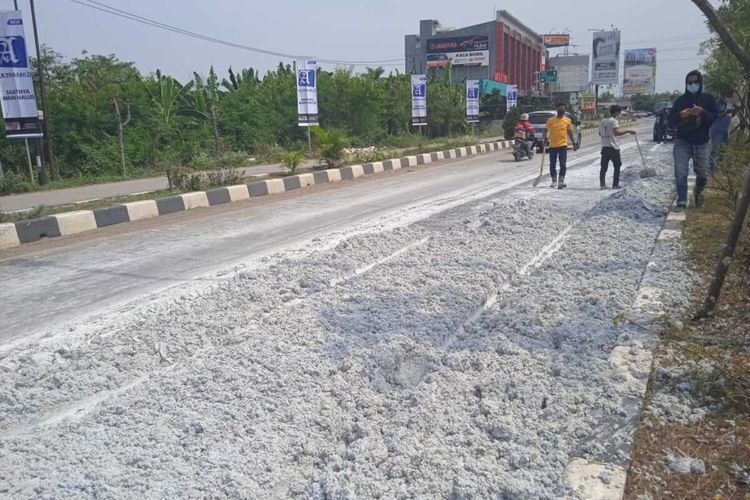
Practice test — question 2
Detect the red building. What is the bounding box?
[405,10,544,95]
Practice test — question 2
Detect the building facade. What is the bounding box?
[405,10,543,96]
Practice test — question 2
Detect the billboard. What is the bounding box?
[506,85,518,110]
[623,48,656,95]
[426,35,490,67]
[549,55,590,93]
[296,59,318,126]
[0,10,42,138]
[466,79,480,123]
[591,30,621,85]
[411,74,427,126]
[581,92,596,112]
[543,34,570,48]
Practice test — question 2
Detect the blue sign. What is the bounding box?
[467,88,479,99]
[412,83,426,97]
[297,69,315,88]
[7,18,22,25]
[0,36,28,68]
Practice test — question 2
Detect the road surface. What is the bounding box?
[0,124,694,498]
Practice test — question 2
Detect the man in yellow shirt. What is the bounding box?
[543,103,579,189]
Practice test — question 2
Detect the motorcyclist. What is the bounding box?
[514,113,536,156]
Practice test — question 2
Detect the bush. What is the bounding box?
[190,150,251,171]
[0,171,33,195]
[280,151,305,174]
[311,127,349,168]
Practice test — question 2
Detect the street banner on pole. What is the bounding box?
[0,10,42,138]
[296,59,318,126]
[466,79,480,123]
[411,74,427,126]
[623,48,657,95]
[506,84,518,110]
[591,30,621,86]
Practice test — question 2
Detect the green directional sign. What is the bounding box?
[539,70,558,83]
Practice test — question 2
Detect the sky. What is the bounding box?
[21,0,716,93]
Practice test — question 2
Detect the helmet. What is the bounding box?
[521,113,529,120]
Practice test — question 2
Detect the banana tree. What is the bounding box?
[193,66,222,158]
[146,69,194,145]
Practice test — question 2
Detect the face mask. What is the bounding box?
[687,83,700,94]
[557,111,565,117]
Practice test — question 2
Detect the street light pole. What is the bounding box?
[29,0,52,182]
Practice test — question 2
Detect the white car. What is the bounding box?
[527,111,582,152]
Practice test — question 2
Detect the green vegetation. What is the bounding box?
[0,47,514,195]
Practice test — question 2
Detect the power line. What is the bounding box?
[67,0,404,66]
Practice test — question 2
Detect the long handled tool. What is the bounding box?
[634,133,647,169]
[531,140,547,187]
[634,133,657,178]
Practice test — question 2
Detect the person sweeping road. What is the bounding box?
[599,105,636,190]
[543,103,578,189]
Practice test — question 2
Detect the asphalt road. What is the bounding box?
[0,126,650,347]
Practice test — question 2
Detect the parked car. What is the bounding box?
[527,111,582,152]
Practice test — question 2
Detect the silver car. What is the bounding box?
[527,111,582,151]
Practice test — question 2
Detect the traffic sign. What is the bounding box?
[539,70,558,83]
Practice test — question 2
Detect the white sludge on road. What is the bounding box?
[0,141,695,498]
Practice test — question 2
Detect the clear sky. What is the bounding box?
[24,0,715,93]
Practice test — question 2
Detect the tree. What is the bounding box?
[193,67,222,158]
[691,0,750,317]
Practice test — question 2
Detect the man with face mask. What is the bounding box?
[544,103,578,189]
[667,70,718,211]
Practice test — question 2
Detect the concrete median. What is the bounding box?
[0,223,20,249]
[53,210,98,236]
[123,200,159,221]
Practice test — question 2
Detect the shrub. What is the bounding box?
[0,171,33,195]
[281,151,305,174]
[311,127,349,168]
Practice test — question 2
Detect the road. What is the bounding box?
[0,123,690,498]
[0,128,630,346]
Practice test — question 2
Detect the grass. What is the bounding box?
[624,188,750,499]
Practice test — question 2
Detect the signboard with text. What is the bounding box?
[623,48,656,95]
[466,79,480,123]
[426,35,490,67]
[591,30,621,85]
[543,34,570,48]
[411,74,427,126]
[296,59,318,126]
[0,10,42,138]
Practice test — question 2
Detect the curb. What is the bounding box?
[564,191,689,500]
[0,140,515,249]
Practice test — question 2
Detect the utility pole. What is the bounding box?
[29,0,52,182]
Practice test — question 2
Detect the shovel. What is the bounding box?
[532,140,547,187]
[635,134,657,178]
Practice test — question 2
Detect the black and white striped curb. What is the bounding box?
[1,140,528,249]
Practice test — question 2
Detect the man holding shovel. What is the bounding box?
[599,105,636,189]
[543,103,579,189]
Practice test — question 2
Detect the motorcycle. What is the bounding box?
[512,136,536,161]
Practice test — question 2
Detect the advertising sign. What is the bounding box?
[543,34,570,48]
[296,59,318,126]
[426,35,490,67]
[591,30,621,85]
[411,74,427,126]
[506,85,518,110]
[466,79,480,123]
[581,91,596,112]
[623,48,656,95]
[0,10,42,138]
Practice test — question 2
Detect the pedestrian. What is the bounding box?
[709,91,735,171]
[544,103,579,189]
[667,70,718,211]
[599,105,636,190]
[655,108,669,142]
